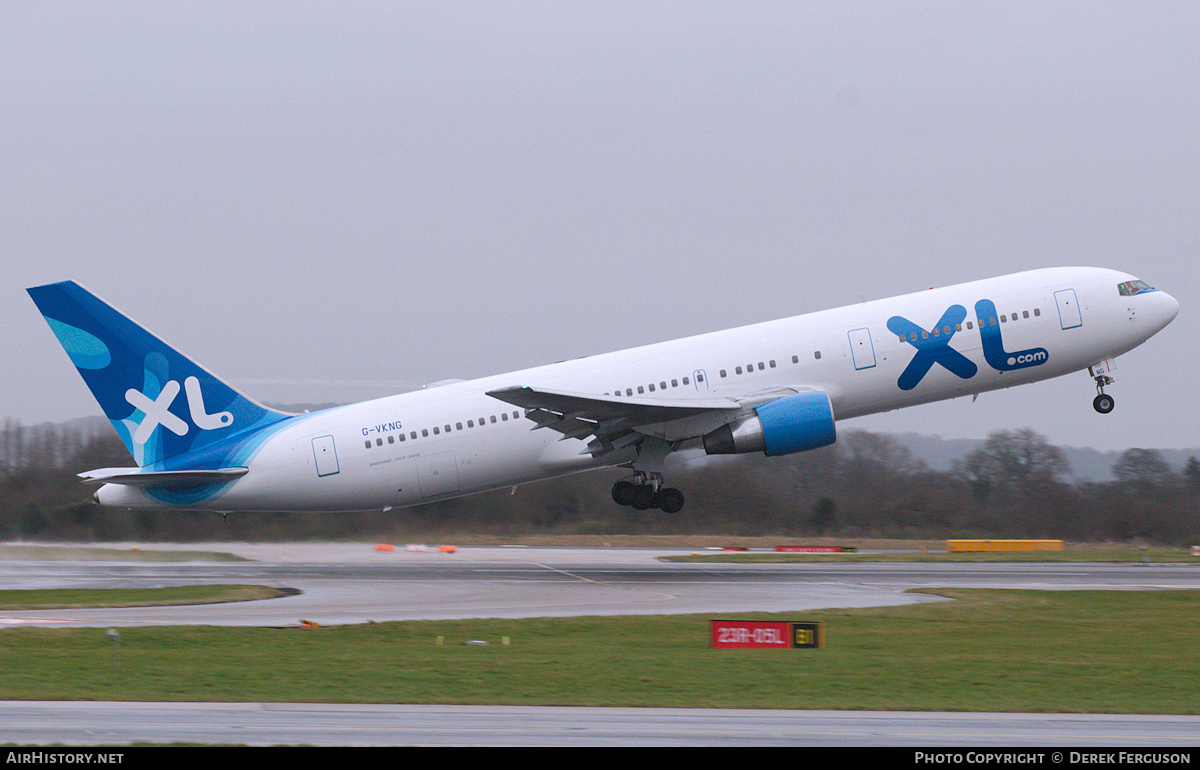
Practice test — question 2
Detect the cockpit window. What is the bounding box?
[1117,280,1153,296]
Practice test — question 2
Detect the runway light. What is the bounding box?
[105,629,120,668]
[375,544,395,552]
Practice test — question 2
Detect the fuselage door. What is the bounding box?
[847,327,877,370]
[1055,289,1083,330]
[312,435,340,477]
[417,451,460,498]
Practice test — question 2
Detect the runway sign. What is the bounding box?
[710,620,824,649]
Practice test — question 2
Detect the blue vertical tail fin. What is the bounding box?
[28,281,292,467]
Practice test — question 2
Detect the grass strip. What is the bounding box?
[0,588,1196,713]
[0,585,292,610]
[0,545,246,562]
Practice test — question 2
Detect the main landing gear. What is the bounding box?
[611,473,685,514]
[1091,366,1115,414]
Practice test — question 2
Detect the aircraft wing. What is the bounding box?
[486,385,744,457]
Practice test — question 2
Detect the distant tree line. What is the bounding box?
[2,418,1198,544]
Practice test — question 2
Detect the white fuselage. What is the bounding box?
[95,267,1178,511]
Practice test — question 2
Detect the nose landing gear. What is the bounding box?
[1091,365,1115,414]
[611,473,685,513]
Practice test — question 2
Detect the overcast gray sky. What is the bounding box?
[3,2,1196,452]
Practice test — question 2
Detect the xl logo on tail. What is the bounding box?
[888,299,1050,391]
[125,376,234,444]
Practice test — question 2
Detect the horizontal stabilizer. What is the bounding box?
[78,467,249,488]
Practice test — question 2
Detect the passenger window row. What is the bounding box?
[606,374,694,397]
[720,359,777,378]
[603,349,825,395]
[895,308,1042,343]
[364,410,524,449]
[720,350,822,378]
[993,307,1040,324]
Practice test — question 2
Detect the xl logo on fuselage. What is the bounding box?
[886,305,977,391]
[973,299,1049,372]
[887,299,1050,391]
[125,376,233,444]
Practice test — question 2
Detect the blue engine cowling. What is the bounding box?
[702,391,836,456]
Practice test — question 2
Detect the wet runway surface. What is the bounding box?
[3,542,1198,627]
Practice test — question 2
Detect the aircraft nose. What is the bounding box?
[1157,290,1180,328]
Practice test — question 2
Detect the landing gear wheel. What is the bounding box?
[1093,394,1115,414]
[613,473,684,512]
[630,485,656,511]
[611,480,636,506]
[657,487,685,514]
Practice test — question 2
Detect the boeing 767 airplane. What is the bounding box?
[28,267,1177,514]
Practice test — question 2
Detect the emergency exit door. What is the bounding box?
[312,435,340,477]
[1055,289,1083,329]
[848,327,877,370]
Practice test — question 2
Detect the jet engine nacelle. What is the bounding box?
[703,391,836,456]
